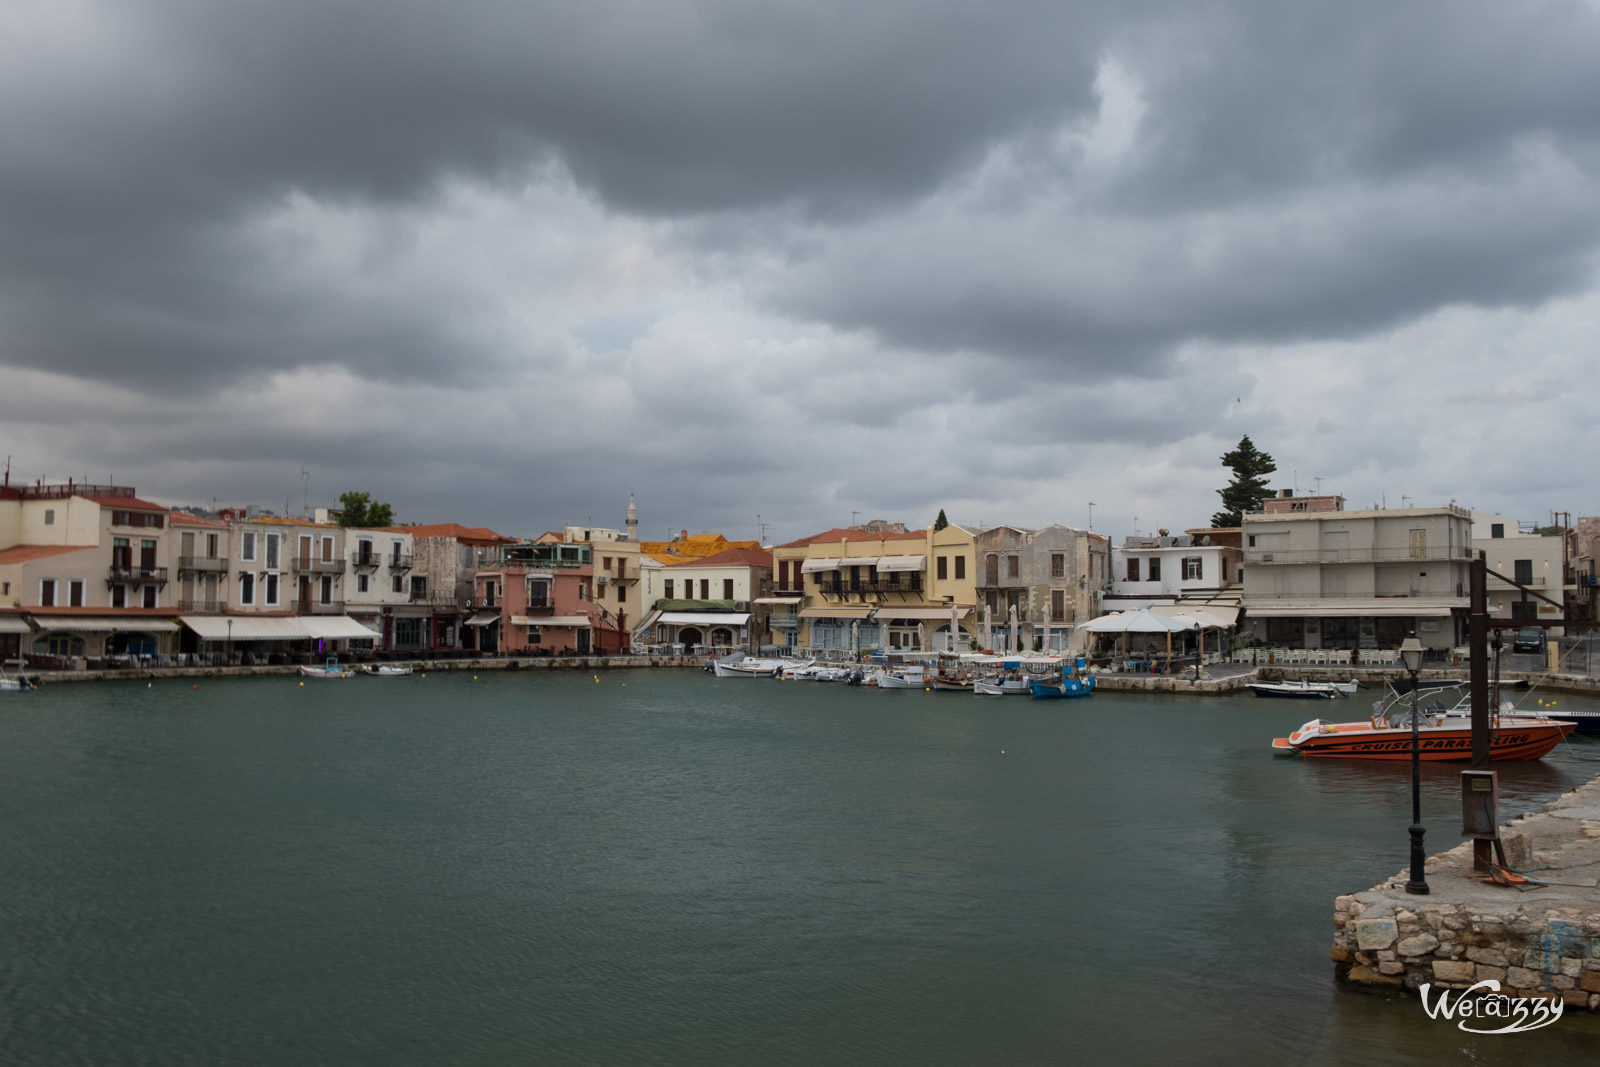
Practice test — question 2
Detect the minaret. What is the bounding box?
[626,493,638,541]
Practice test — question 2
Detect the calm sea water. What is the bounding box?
[3,670,1598,1065]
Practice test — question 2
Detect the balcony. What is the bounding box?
[297,600,347,614]
[108,565,168,585]
[1245,546,1473,565]
[1489,575,1546,589]
[351,552,382,571]
[178,555,229,574]
[769,611,800,630]
[816,574,924,597]
[388,554,413,572]
[292,556,348,575]
[177,599,229,612]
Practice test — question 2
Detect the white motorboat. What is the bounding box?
[360,664,414,676]
[1248,678,1359,700]
[299,658,353,679]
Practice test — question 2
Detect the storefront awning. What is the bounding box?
[877,606,969,620]
[35,617,179,633]
[798,606,874,619]
[1246,603,1457,618]
[658,611,751,626]
[463,612,500,627]
[180,616,306,640]
[1154,604,1240,629]
[0,616,32,634]
[300,616,383,640]
[799,558,840,573]
[751,597,803,605]
[875,555,925,572]
[838,557,880,569]
[513,615,591,627]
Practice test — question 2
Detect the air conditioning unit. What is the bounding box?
[1261,553,1274,562]
[597,575,609,587]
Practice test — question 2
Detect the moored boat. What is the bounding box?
[1030,657,1096,699]
[1270,681,1575,760]
[1248,678,1358,700]
[360,664,414,676]
[299,658,353,679]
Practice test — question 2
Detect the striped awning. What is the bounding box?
[658,611,751,626]
[0,616,32,634]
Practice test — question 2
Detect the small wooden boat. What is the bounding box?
[1270,681,1575,760]
[299,658,353,679]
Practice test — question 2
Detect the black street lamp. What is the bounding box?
[1400,633,1429,895]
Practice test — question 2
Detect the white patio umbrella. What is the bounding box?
[983,604,993,650]
[1077,608,1198,668]
[1008,603,1019,654]
[950,601,961,653]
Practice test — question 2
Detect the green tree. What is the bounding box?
[1212,436,1276,527]
[337,490,395,528]
[934,508,949,530]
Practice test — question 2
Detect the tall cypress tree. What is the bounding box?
[1212,436,1276,527]
[934,508,949,530]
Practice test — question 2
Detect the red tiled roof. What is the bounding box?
[0,544,99,565]
[169,511,229,527]
[81,494,167,511]
[380,523,516,545]
[775,527,926,549]
[669,546,773,568]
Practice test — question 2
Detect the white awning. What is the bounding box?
[300,616,382,640]
[875,555,926,572]
[838,557,880,569]
[513,615,591,627]
[1154,604,1240,629]
[180,616,307,640]
[464,612,500,627]
[751,597,803,605]
[658,611,751,626]
[35,616,179,633]
[1246,603,1457,618]
[878,606,970,620]
[798,606,874,619]
[0,616,32,634]
[799,558,840,573]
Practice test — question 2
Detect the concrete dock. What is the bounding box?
[1333,774,1600,1009]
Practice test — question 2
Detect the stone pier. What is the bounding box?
[1332,775,1600,1010]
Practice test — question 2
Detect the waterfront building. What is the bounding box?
[478,540,596,654]
[398,523,518,652]
[1240,492,1473,652]
[635,545,772,652]
[973,524,1110,652]
[1568,516,1600,623]
[0,481,179,664]
[1471,511,1566,636]
[772,524,978,654]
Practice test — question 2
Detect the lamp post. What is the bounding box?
[1399,633,1429,895]
[226,617,233,668]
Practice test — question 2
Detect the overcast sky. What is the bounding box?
[3,1,1597,544]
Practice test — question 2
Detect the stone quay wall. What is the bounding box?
[1332,776,1600,1011]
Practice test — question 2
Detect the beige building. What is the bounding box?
[975,523,1110,651]
[1472,511,1566,634]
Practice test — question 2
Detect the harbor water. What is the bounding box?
[3,670,1599,1064]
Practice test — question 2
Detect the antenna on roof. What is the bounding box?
[851,510,860,527]
[756,514,770,543]
[301,468,310,518]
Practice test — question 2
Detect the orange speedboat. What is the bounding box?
[1270,682,1576,761]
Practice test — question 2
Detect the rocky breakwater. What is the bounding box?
[1331,775,1600,1011]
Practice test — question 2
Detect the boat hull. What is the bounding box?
[1030,675,1096,699]
[1271,717,1576,761]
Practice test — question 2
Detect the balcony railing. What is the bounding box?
[177,555,229,573]
[109,565,168,584]
[388,554,413,572]
[769,612,800,630]
[296,600,347,614]
[293,557,347,574]
[177,599,229,612]
[816,575,924,595]
[351,552,382,570]
[1489,575,1546,589]
[1245,546,1473,565]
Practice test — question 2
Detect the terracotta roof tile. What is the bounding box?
[0,544,100,565]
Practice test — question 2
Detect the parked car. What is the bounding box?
[1512,626,1544,654]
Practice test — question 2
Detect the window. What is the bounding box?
[357,538,373,564]
[357,573,369,593]
[143,586,157,609]
[1051,588,1065,621]
[321,536,334,562]
[141,539,157,569]
[529,580,549,606]
[320,576,333,604]
[603,556,612,572]
[44,508,54,525]
[265,533,279,569]
[578,582,587,601]
[69,579,84,607]
[1149,558,1161,582]
[394,618,422,647]
[1514,559,1533,586]
[1247,535,1256,548]
[112,536,130,569]
[392,574,404,594]
[1007,555,1019,578]
[1491,524,1505,538]
[240,573,255,605]
[937,556,948,580]
[410,576,427,600]
[723,579,734,600]
[241,531,256,562]
[1126,558,1140,581]
[39,579,56,606]
[954,557,965,580]
[391,541,404,563]
[111,585,126,608]
[1184,557,1203,581]
[615,584,625,604]
[700,579,709,600]
[1051,553,1065,578]
[207,533,219,558]
[664,579,674,599]
[265,573,278,606]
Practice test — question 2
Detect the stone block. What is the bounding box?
[1355,918,1398,951]
[1346,964,1403,988]
[1398,933,1439,957]
[1331,944,1353,964]
[1552,975,1575,991]
[1507,967,1541,990]
[1562,957,1584,978]
[1377,949,1396,963]
[1432,960,1475,983]
[1475,965,1506,984]
[1378,961,1406,976]
[1563,989,1590,1011]
[1580,971,1600,994]
[1466,947,1508,968]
